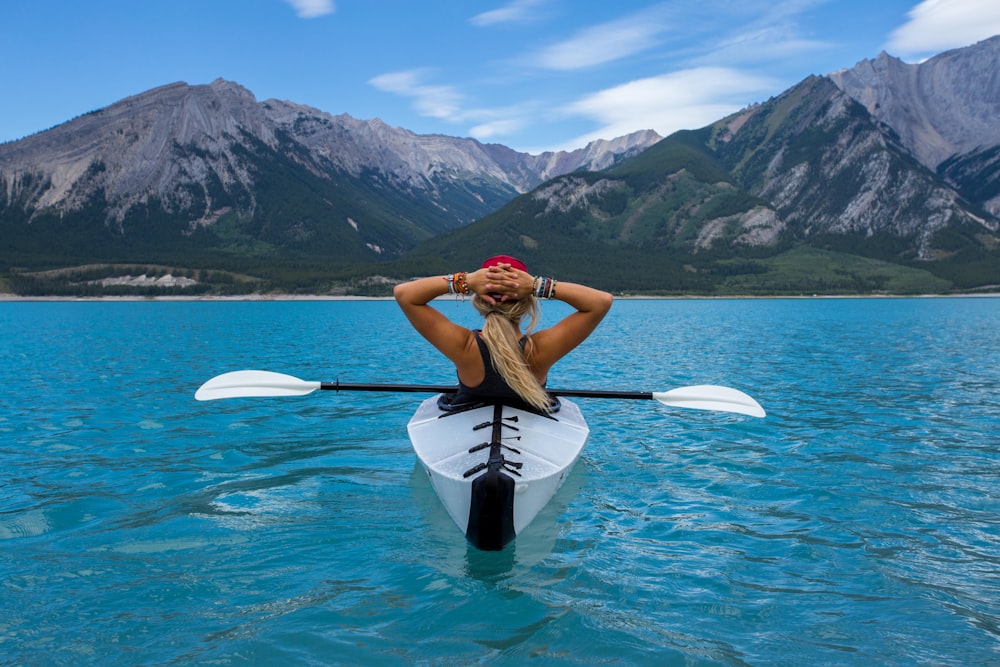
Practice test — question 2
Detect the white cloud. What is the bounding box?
[284,0,335,19]
[469,118,526,141]
[470,0,547,27]
[559,67,776,149]
[887,0,1000,57]
[368,70,465,121]
[535,6,673,70]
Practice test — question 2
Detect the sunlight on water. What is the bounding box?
[1,298,998,665]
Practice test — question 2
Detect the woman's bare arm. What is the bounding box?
[392,269,505,362]
[529,280,613,371]
[496,268,613,373]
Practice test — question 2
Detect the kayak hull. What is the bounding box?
[406,395,589,550]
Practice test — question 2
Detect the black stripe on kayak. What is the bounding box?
[465,403,518,550]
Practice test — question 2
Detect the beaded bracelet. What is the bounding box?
[444,272,470,296]
[532,276,558,299]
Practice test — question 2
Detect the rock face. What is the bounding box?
[828,35,1000,170]
[1,81,272,228]
[712,76,994,259]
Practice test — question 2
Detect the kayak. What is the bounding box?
[406,395,589,550]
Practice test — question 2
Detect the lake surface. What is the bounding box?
[2,297,998,665]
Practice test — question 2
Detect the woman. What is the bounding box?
[393,255,613,412]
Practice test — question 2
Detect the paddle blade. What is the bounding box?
[195,370,321,401]
[653,385,766,418]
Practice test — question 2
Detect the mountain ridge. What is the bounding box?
[828,35,1000,170]
[0,78,660,233]
[2,36,1000,295]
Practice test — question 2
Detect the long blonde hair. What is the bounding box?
[472,294,551,411]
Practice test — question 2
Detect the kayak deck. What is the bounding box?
[407,395,589,550]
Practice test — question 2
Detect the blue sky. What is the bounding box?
[2,0,998,154]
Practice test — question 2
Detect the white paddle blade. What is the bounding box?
[653,385,766,418]
[195,370,321,401]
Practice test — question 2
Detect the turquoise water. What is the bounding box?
[2,297,999,665]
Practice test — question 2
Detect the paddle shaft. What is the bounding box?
[195,371,764,416]
[320,381,652,400]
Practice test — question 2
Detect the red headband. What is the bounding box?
[481,255,528,272]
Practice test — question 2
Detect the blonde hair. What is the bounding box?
[472,294,551,411]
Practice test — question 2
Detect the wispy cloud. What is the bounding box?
[530,1,827,72]
[469,118,527,141]
[886,0,1000,58]
[284,0,335,19]
[470,0,547,27]
[693,26,831,67]
[674,0,832,69]
[560,67,776,149]
[534,5,673,70]
[369,69,538,142]
[368,70,465,121]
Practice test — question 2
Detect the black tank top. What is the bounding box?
[459,332,524,399]
[437,332,533,409]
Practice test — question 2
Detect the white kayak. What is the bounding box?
[406,395,589,550]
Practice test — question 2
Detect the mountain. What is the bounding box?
[0,79,659,268]
[828,35,1000,218]
[828,36,1000,171]
[406,39,1000,294]
[3,37,1000,296]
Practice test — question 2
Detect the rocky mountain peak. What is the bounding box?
[0,80,282,223]
[828,35,1000,169]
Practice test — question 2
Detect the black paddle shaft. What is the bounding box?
[318,382,654,400]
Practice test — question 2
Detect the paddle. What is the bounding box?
[195,370,766,417]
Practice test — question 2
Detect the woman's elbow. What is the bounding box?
[597,290,614,315]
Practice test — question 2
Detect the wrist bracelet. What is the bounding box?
[444,272,470,296]
[532,276,557,299]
